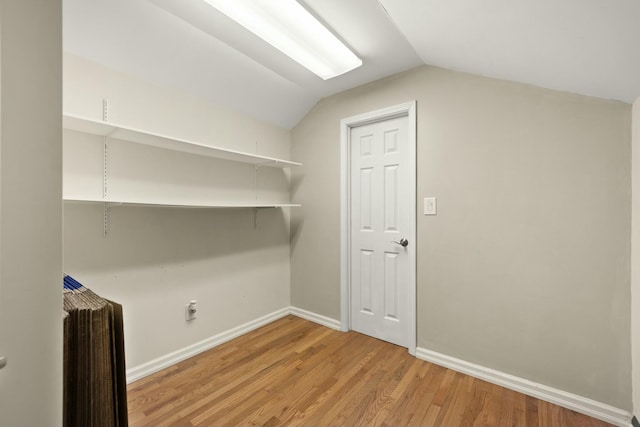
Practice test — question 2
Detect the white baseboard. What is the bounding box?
[126,306,340,383]
[416,347,633,427]
[289,306,341,330]
[126,307,291,383]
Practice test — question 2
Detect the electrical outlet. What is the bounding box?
[185,300,197,321]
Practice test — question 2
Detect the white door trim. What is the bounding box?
[340,101,417,355]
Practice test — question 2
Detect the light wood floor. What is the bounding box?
[128,316,612,427]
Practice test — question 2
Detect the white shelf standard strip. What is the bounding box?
[63,113,302,168]
[63,197,300,209]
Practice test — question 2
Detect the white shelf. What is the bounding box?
[64,197,300,209]
[63,113,302,168]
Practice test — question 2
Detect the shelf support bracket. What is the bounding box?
[102,202,124,237]
[102,135,109,238]
[102,98,108,122]
[103,114,109,236]
[102,97,110,202]
[103,203,109,237]
[254,165,259,203]
[254,207,258,228]
[254,141,260,205]
[103,137,108,200]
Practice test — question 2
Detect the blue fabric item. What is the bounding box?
[63,275,85,291]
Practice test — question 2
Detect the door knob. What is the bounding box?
[392,238,409,247]
[0,356,6,370]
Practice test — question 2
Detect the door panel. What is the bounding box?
[360,167,373,230]
[359,249,374,314]
[384,164,399,231]
[384,251,399,320]
[350,115,411,347]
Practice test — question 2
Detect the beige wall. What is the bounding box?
[0,1,63,425]
[632,96,640,416]
[63,55,292,370]
[291,66,632,409]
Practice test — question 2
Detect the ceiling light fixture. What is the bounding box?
[202,0,362,80]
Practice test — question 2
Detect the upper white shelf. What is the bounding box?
[64,197,300,209]
[63,113,302,168]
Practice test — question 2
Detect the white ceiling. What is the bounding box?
[63,0,640,130]
[379,0,640,105]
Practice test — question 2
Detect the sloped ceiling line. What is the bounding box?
[64,0,640,129]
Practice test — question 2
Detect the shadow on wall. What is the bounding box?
[63,203,289,271]
[289,171,306,253]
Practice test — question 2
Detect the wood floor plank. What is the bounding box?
[353,354,412,426]
[143,324,314,424]
[304,344,393,426]
[227,338,349,426]
[127,316,615,427]
[526,394,540,427]
[382,360,441,426]
[333,346,409,426]
[284,349,380,426]
[187,346,313,425]
[458,379,488,427]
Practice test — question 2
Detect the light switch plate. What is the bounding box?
[424,197,437,215]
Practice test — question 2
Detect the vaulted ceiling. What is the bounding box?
[63,0,640,129]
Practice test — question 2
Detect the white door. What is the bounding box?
[349,114,414,348]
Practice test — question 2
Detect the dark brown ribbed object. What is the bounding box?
[63,287,128,427]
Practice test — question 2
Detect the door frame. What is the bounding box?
[340,100,417,355]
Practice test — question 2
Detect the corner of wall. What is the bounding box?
[632,96,640,418]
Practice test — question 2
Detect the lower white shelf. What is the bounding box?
[64,197,301,209]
